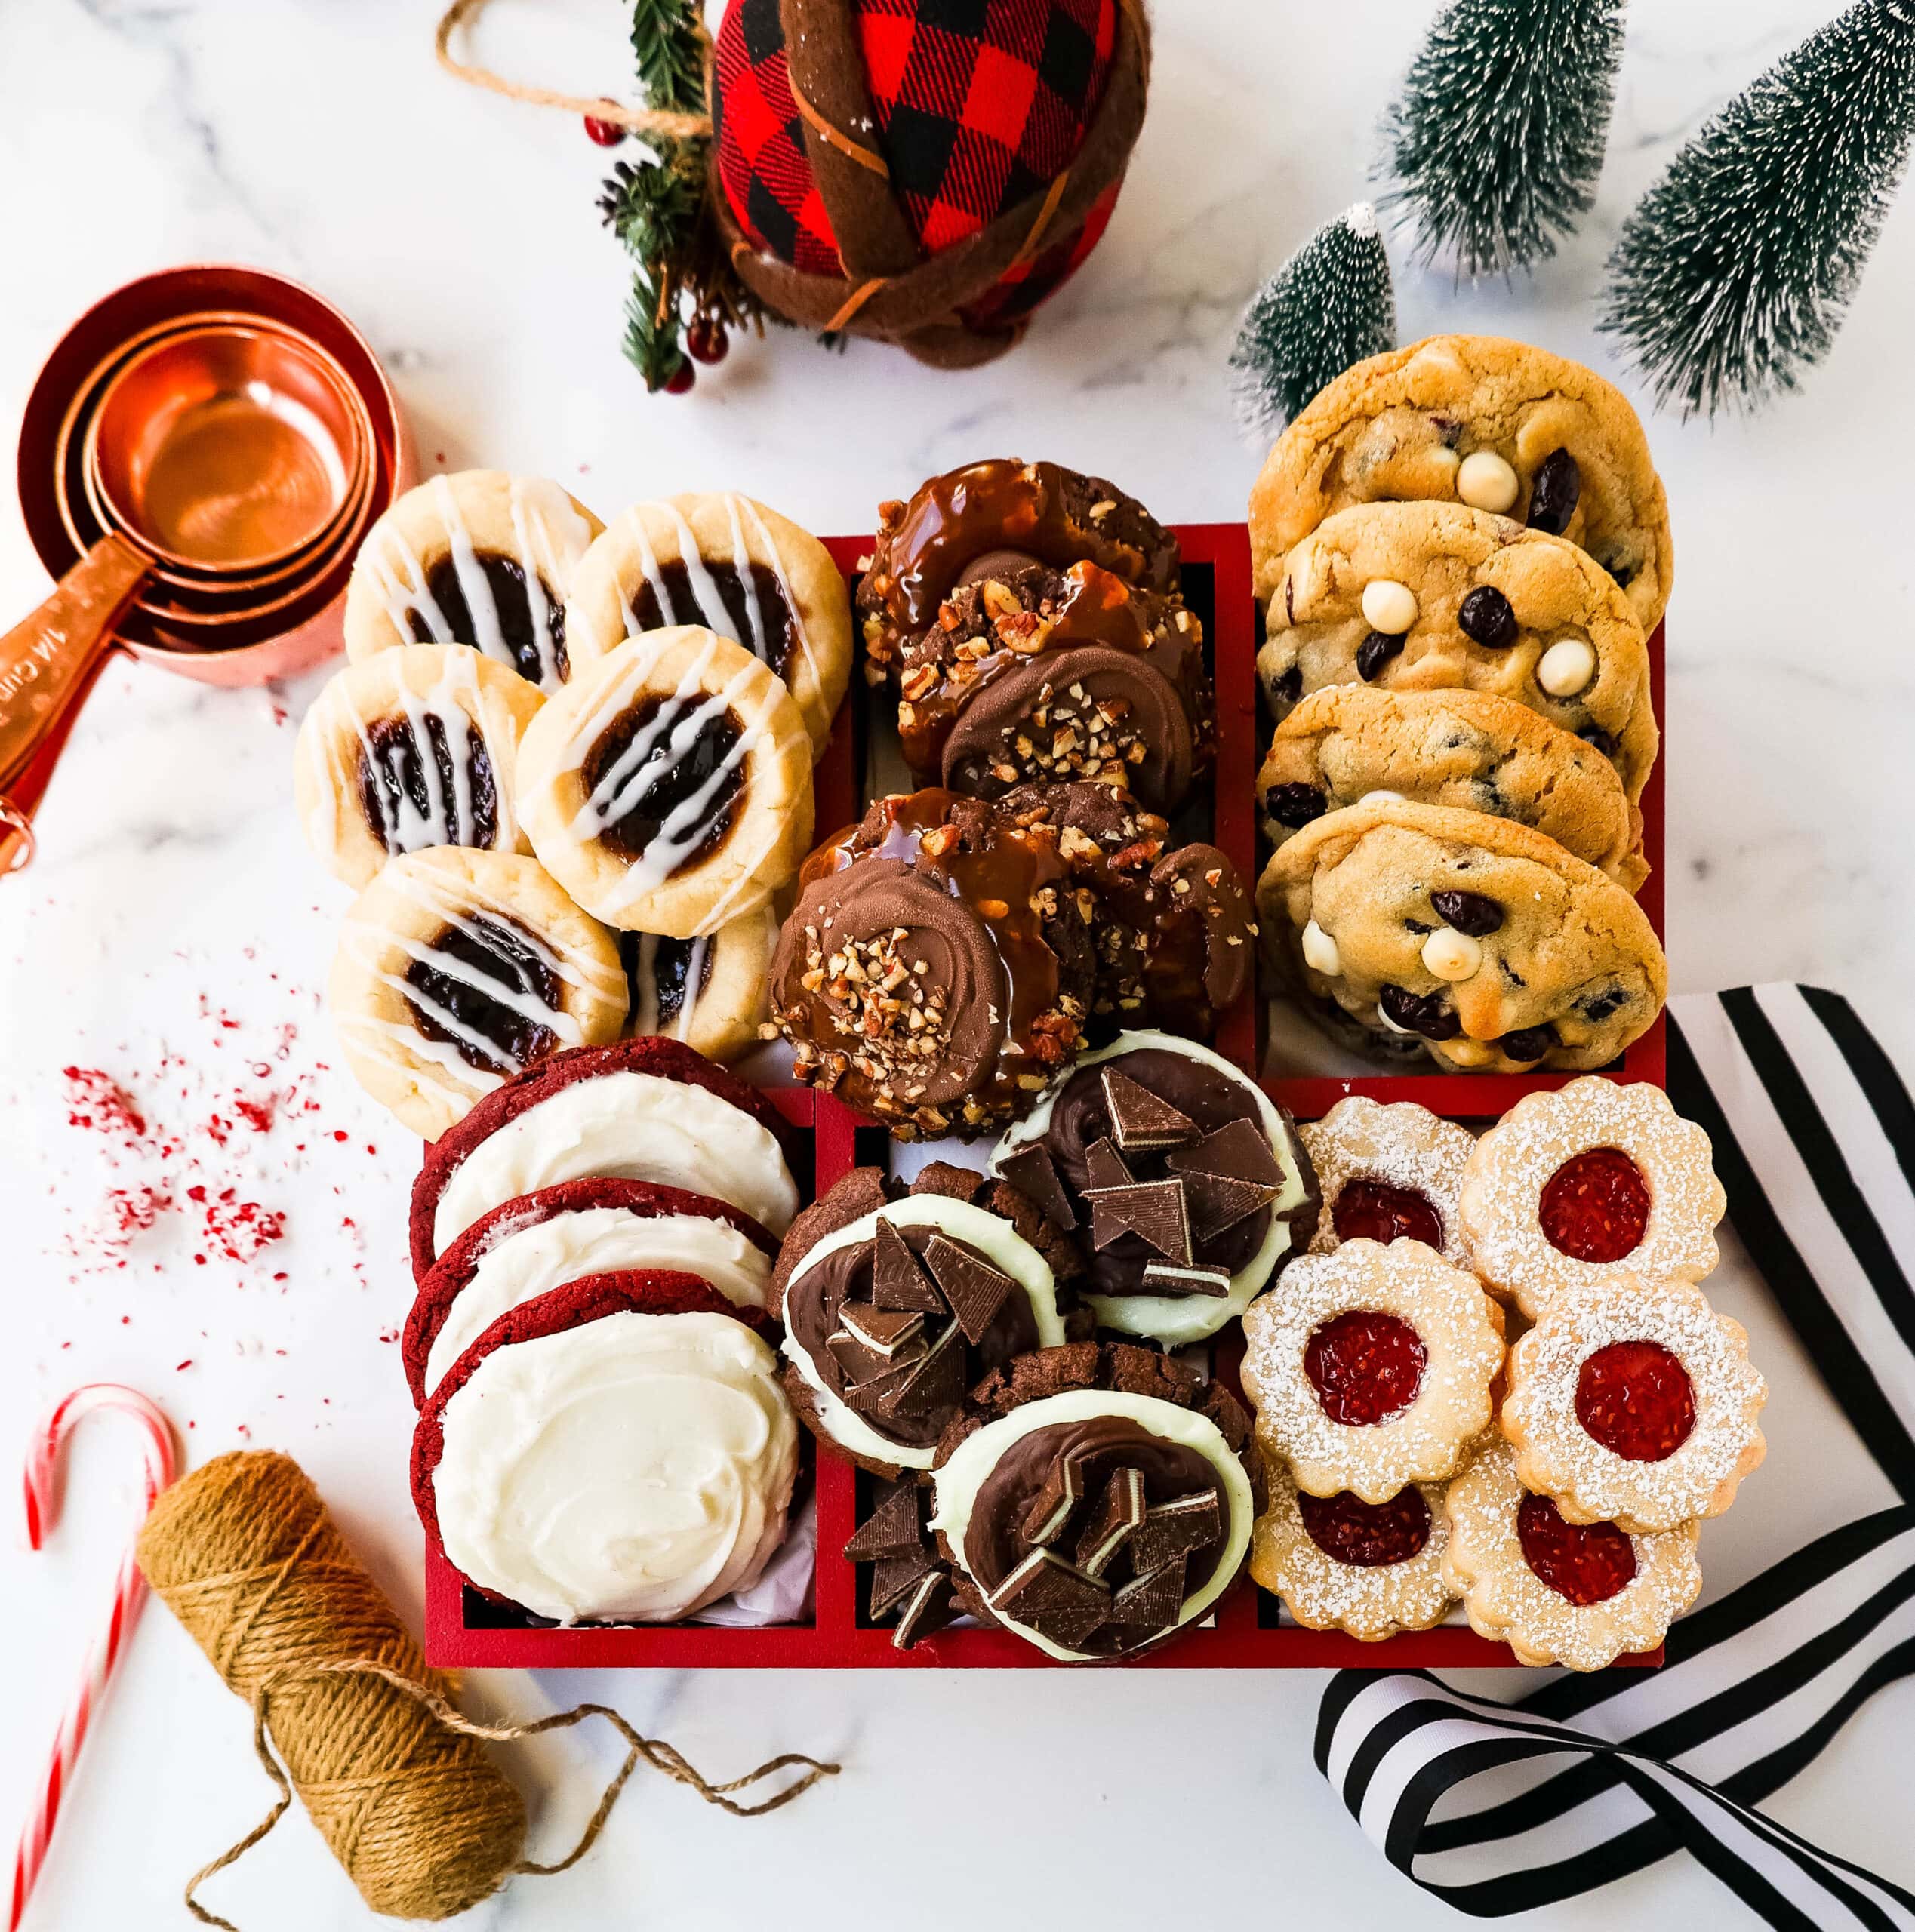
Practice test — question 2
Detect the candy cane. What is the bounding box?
[10,1386,177,1932]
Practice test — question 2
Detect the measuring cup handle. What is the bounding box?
[0,534,148,875]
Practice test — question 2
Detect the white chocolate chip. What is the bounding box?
[1421,927,1482,981]
[1360,579,1418,635]
[1301,918,1342,977]
[1538,637,1597,698]
[1362,789,1408,806]
[1457,450,1520,515]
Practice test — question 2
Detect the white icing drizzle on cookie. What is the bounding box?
[633,931,712,1041]
[1302,1097,1477,1264]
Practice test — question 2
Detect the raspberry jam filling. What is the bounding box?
[1304,1310,1427,1426]
[1516,1492,1637,1605]
[1538,1146,1651,1263]
[1575,1340,1697,1460]
[1332,1177,1445,1250]
[1298,1486,1432,1567]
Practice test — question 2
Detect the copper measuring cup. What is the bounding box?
[2,265,408,875]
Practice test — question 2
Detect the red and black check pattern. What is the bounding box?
[715,0,1116,278]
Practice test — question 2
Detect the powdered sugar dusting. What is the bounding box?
[1302,1097,1477,1262]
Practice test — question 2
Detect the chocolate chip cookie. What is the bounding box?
[1257,798,1667,1074]
[1248,335,1673,634]
[1257,502,1658,808]
[1258,685,1647,891]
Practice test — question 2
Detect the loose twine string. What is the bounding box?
[134,1451,836,1930]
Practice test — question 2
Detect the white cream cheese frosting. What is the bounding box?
[423,1207,774,1396]
[433,1069,799,1257]
[433,1309,797,1623]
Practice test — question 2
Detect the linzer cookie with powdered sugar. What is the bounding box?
[856,459,1180,685]
[774,1164,1073,1478]
[515,625,814,940]
[402,1174,780,1405]
[619,906,777,1063]
[1301,1097,1477,1266]
[328,847,627,1141]
[926,1342,1263,1663]
[409,1036,800,1281]
[343,470,604,692]
[991,1031,1318,1346]
[562,494,852,757]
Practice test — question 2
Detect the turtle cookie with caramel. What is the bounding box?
[771,789,1096,1137]
[857,459,1180,685]
[775,1164,1073,1478]
[895,561,1212,814]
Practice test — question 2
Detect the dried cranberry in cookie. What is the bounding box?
[990,1031,1317,1346]
[411,1274,794,1623]
[561,494,851,756]
[344,472,603,692]
[774,1166,1067,1478]
[1442,1435,1701,1670]
[857,460,1180,682]
[771,789,1094,1138]
[896,560,1213,814]
[294,645,545,889]
[928,1342,1262,1663]
[402,1176,779,1406]
[1501,1272,1766,1533]
[620,906,777,1063]
[328,848,627,1141]
[515,626,814,940]
[1247,335,1673,633]
[409,1037,799,1280]
[1460,1078,1725,1318]
[1301,1097,1476,1266]
[1240,1240,1504,1504]
[1251,1459,1455,1641]
[1257,798,1667,1074]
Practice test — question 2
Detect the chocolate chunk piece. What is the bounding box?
[1083,1136,1134,1194]
[842,1352,935,1417]
[1099,1068,1200,1152]
[873,1217,946,1313]
[882,1320,967,1420]
[844,1478,925,1562]
[868,1547,937,1618]
[1129,1489,1223,1573]
[997,1143,1078,1233]
[1105,1555,1187,1632]
[829,1330,910,1385]
[840,1303,927,1357]
[1088,1179,1192,1263]
[1165,1118,1284,1239]
[892,1569,957,1649]
[1020,1451,1088,1546]
[922,1235,1014,1346]
[988,1547,1110,1648]
[1073,1466,1147,1577]
[1139,1260,1233,1297]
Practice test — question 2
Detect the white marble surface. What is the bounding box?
[2,1,1913,1926]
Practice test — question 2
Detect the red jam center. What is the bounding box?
[1575,1340,1697,1461]
[1516,1492,1638,1605]
[1538,1146,1651,1263]
[1333,1177,1445,1249]
[1304,1311,1428,1426]
[1298,1486,1432,1567]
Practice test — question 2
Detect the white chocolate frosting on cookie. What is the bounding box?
[433,1310,796,1623]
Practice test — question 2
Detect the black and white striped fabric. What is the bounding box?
[1315,986,1915,1927]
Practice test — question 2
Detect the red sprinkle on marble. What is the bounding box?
[1538,1146,1651,1263]
[1516,1492,1637,1604]
[1298,1486,1432,1567]
[1575,1340,1696,1460]
[1332,1178,1444,1250]
[1304,1311,1428,1426]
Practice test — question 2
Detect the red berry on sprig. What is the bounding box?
[663,359,696,395]
[685,317,730,365]
[583,100,626,148]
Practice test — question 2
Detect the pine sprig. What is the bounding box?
[629,0,705,112]
[1602,0,1915,417]
[1229,204,1396,434]
[1384,0,1626,276]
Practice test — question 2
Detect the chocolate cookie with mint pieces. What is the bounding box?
[990,1031,1319,1346]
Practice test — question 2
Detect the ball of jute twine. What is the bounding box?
[135,1450,837,1930]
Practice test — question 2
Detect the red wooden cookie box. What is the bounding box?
[423,523,1666,1670]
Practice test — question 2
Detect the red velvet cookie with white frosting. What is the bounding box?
[408,1036,799,1281]
[402,1177,779,1406]
[1501,1272,1766,1533]
[1443,1435,1701,1669]
[1240,1240,1505,1503]
[1460,1077,1725,1318]
[1301,1097,1476,1266]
